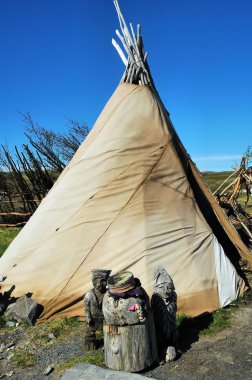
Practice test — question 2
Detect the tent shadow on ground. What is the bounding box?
[141,312,213,373]
[177,312,213,353]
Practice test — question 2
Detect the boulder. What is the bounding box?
[61,363,156,380]
[4,295,42,325]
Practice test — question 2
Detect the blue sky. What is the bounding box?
[0,0,251,171]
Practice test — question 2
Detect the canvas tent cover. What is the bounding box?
[0,83,251,321]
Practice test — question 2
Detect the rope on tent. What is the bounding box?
[113,0,155,88]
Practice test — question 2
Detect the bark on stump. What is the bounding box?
[104,317,157,372]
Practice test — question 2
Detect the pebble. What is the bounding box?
[0,344,5,353]
[48,333,56,340]
[44,365,54,376]
[6,371,14,377]
[6,342,15,349]
[7,352,14,360]
[6,322,15,328]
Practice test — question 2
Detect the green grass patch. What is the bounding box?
[57,351,104,372]
[11,350,36,368]
[201,308,231,335]
[0,227,21,256]
[31,317,81,346]
[0,314,7,327]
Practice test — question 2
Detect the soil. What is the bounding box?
[0,290,252,379]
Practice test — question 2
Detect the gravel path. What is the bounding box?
[144,302,252,380]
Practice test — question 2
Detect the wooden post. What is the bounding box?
[104,313,157,372]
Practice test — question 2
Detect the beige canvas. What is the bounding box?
[0,84,250,321]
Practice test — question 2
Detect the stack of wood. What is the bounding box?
[214,153,252,250]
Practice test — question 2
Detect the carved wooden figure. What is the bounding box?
[151,266,178,364]
[102,271,157,372]
[83,269,111,350]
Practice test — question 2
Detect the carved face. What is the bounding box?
[155,283,173,299]
[93,278,107,293]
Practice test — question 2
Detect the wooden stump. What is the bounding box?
[104,315,157,372]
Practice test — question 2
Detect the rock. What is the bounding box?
[48,333,56,340]
[6,371,14,377]
[4,295,42,325]
[0,344,5,353]
[44,365,54,376]
[166,346,176,362]
[6,342,15,349]
[6,321,15,328]
[7,352,14,360]
[61,363,156,379]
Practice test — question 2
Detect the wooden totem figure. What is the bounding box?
[102,271,157,372]
[151,266,178,364]
[83,269,111,350]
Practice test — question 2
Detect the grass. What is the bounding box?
[0,227,21,257]
[11,350,36,368]
[56,351,104,372]
[202,171,233,193]
[31,317,81,346]
[0,314,7,327]
[177,291,251,341]
[200,308,231,335]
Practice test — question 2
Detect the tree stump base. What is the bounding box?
[104,316,157,372]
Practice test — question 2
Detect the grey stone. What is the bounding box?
[0,344,5,353]
[44,365,54,376]
[61,363,156,380]
[6,321,15,328]
[6,342,15,349]
[7,352,14,360]
[166,346,176,362]
[48,333,56,340]
[6,371,14,377]
[4,295,41,325]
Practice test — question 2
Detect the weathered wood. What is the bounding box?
[213,168,239,195]
[0,222,27,227]
[104,314,157,372]
[113,0,155,88]
[0,212,31,216]
[112,38,127,66]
